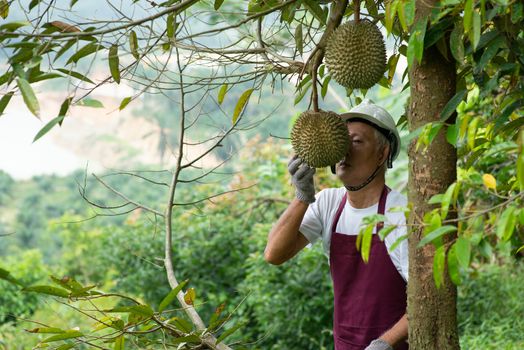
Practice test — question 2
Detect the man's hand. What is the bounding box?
[288,156,316,204]
[365,339,393,350]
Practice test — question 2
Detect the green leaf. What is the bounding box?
[78,98,104,108]
[208,302,226,330]
[26,327,65,334]
[447,244,462,285]
[295,24,303,56]
[477,36,504,71]
[57,97,72,125]
[158,279,189,313]
[511,3,523,23]
[446,124,458,146]
[397,3,408,32]
[0,91,14,116]
[0,267,22,286]
[321,76,331,99]
[33,115,65,142]
[388,234,408,252]
[129,304,154,317]
[294,80,312,105]
[42,330,83,343]
[440,90,467,122]
[232,88,253,124]
[109,44,120,84]
[66,42,103,65]
[497,206,517,241]
[497,117,524,136]
[418,225,457,247]
[217,322,247,344]
[384,0,398,35]
[378,225,396,241]
[114,335,124,350]
[466,116,479,150]
[517,131,524,191]
[433,245,446,288]
[469,11,481,50]
[171,334,200,344]
[54,39,77,63]
[49,275,84,292]
[463,0,473,34]
[214,0,225,10]
[455,237,471,269]
[56,68,94,84]
[360,225,374,263]
[0,0,9,19]
[166,13,176,38]
[17,78,40,118]
[119,96,132,110]
[363,0,377,16]
[407,18,427,67]
[129,30,139,59]
[387,54,400,85]
[56,344,75,350]
[403,0,415,27]
[440,183,456,220]
[218,84,228,105]
[302,0,327,25]
[184,287,196,305]
[428,194,443,205]
[0,21,30,31]
[23,285,70,298]
[29,0,41,10]
[28,72,62,84]
[167,317,193,333]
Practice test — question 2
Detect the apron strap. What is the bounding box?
[331,192,348,234]
[332,186,390,234]
[376,185,390,232]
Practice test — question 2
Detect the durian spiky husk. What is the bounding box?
[324,20,386,89]
[291,111,349,168]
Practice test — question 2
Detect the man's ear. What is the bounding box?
[378,143,390,164]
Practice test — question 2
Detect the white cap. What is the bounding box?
[340,99,401,162]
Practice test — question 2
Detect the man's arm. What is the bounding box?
[366,314,408,350]
[264,198,310,265]
[265,156,316,265]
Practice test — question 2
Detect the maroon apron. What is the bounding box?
[329,186,408,350]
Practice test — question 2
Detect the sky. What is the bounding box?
[0,99,86,180]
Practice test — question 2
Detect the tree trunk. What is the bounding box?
[407,11,460,350]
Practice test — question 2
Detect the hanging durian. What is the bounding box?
[324,19,386,89]
[291,111,349,168]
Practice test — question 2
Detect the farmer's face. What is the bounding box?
[336,121,387,186]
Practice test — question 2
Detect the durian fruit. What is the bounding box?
[291,111,349,168]
[324,20,386,89]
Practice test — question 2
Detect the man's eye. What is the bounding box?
[352,140,362,143]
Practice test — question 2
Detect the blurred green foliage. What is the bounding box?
[0,117,522,349]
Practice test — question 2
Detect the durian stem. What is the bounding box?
[312,66,319,112]
[354,0,361,23]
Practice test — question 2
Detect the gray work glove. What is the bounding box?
[288,156,316,204]
[365,339,393,350]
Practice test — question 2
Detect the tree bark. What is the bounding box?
[407,7,460,349]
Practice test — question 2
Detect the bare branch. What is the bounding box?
[0,0,200,38]
[92,174,164,217]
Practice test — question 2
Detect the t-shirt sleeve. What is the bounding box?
[299,191,325,244]
[389,224,409,282]
[385,191,409,282]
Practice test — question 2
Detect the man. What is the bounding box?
[264,100,409,350]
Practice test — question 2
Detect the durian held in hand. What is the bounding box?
[324,19,386,89]
[291,111,350,168]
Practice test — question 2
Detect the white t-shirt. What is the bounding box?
[299,187,409,281]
